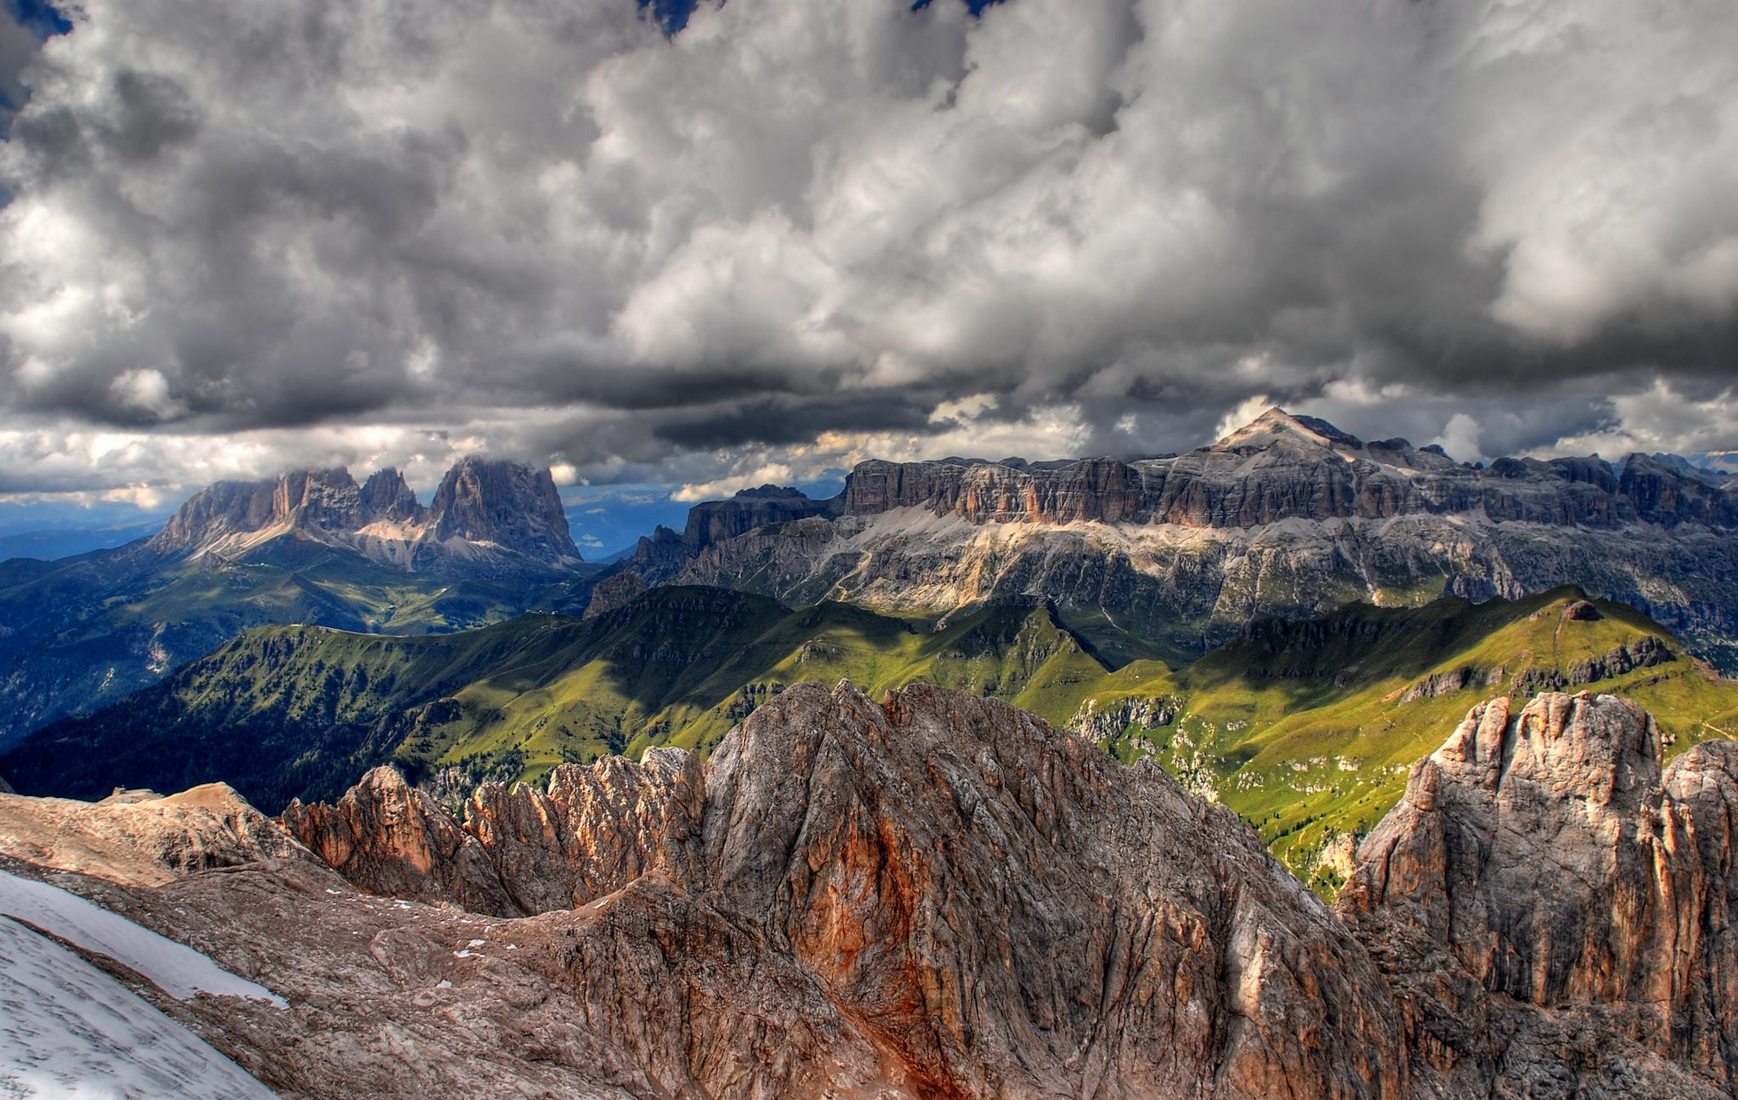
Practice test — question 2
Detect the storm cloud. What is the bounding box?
[1,0,1735,499]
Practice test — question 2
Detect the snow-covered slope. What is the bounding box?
[0,915,275,1099]
[0,869,283,1006]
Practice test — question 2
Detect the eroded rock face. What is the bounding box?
[287,681,1410,1098]
[1340,691,1738,1096]
[281,766,518,916]
[426,457,579,566]
[10,683,1738,1099]
[0,782,306,887]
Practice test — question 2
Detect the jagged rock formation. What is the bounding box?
[148,455,581,574]
[1393,634,1674,703]
[629,408,1738,670]
[5,683,1738,1097]
[287,680,1410,1097]
[1340,692,1738,1096]
[0,783,304,887]
[581,568,648,618]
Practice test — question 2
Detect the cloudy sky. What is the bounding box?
[1,0,1735,517]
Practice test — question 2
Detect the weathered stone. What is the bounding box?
[11,682,1738,1098]
[148,456,581,573]
[1341,691,1738,1096]
[629,409,1738,670]
[284,681,1410,1098]
[0,782,305,887]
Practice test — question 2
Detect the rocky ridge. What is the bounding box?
[0,782,303,886]
[148,455,581,574]
[3,682,1738,1096]
[285,680,1410,1097]
[629,408,1738,669]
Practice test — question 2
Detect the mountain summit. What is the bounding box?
[149,457,581,573]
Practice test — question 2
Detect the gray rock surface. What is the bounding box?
[8,682,1738,1098]
[1341,691,1738,1097]
[630,409,1738,669]
[286,680,1411,1098]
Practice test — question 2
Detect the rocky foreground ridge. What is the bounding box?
[1339,692,1738,1094]
[4,683,1738,1097]
[148,455,581,573]
[629,409,1738,669]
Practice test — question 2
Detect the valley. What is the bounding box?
[10,579,1735,891]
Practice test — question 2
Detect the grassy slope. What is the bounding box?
[1,588,1104,810]
[0,535,600,748]
[1083,586,1738,890]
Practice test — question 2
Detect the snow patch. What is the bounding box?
[0,916,276,1099]
[0,870,284,1008]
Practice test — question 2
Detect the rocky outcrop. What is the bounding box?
[628,408,1738,672]
[581,568,648,618]
[147,456,581,573]
[830,409,1736,531]
[0,782,305,887]
[8,684,1738,1097]
[1395,665,1505,702]
[284,753,707,919]
[281,767,517,916]
[680,484,841,550]
[1340,692,1738,1096]
[1512,635,1676,695]
[151,467,365,551]
[1068,693,1178,740]
[287,681,1411,1097]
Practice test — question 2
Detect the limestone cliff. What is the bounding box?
[147,456,581,574]
[629,408,1738,670]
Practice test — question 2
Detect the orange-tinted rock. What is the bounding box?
[290,681,1411,1098]
[0,781,304,887]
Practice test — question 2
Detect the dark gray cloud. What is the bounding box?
[1,0,1736,500]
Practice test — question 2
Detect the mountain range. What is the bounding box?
[11,581,1735,890]
[3,407,1737,835]
[4,407,1738,1095]
[5,406,1736,756]
[147,457,582,572]
[628,408,1738,671]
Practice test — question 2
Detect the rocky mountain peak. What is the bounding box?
[428,457,580,564]
[146,456,581,571]
[286,679,1411,1097]
[1426,692,1664,807]
[357,468,421,525]
[1341,690,1738,1093]
[1212,406,1363,452]
[627,407,1738,671]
